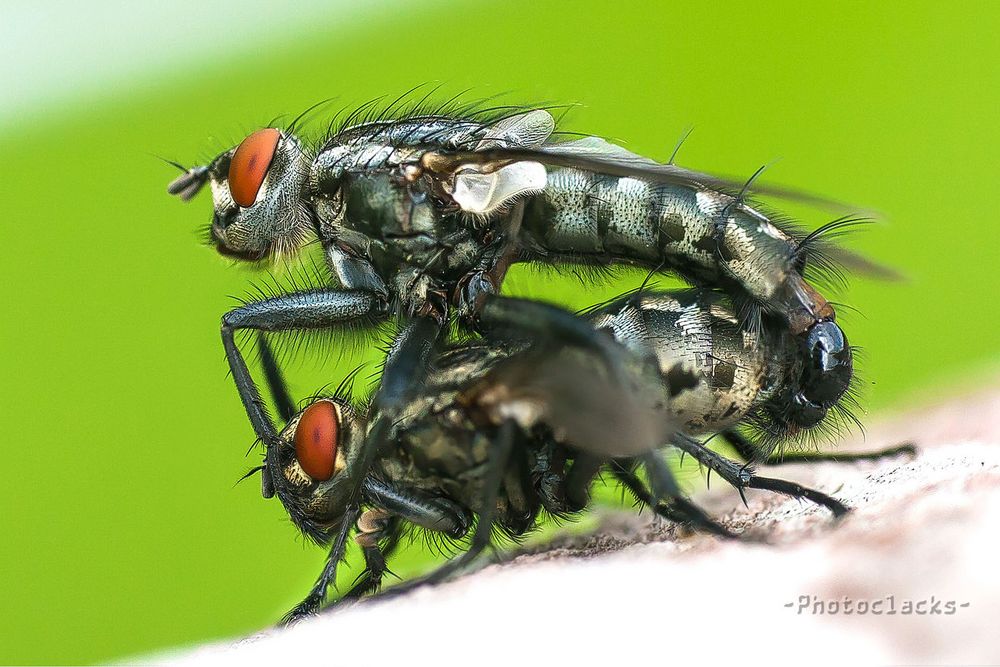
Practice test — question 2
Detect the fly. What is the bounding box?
[168,103,870,337]
[165,100,906,620]
[237,286,911,623]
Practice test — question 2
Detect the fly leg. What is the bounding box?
[360,477,472,538]
[257,333,296,422]
[315,479,472,613]
[348,510,400,599]
[476,295,627,379]
[564,454,604,511]
[499,446,539,534]
[673,435,849,517]
[536,453,614,512]
[221,289,387,443]
[723,430,917,466]
[556,452,732,536]
[289,480,472,620]
[282,504,362,625]
[368,419,519,601]
[770,443,917,464]
[373,317,441,416]
[609,458,734,536]
[639,451,737,536]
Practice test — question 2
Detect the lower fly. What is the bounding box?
[233,286,911,622]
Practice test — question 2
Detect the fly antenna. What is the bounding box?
[165,158,209,201]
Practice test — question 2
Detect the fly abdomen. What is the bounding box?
[588,289,788,436]
[521,167,663,260]
[521,168,818,328]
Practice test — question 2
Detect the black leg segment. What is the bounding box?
[257,333,296,422]
[221,289,386,444]
[673,435,849,517]
[640,451,735,537]
[723,430,917,466]
[281,504,362,625]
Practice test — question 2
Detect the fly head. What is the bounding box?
[771,319,854,431]
[266,397,368,544]
[168,128,315,261]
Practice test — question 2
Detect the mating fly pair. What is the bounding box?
[168,99,906,619]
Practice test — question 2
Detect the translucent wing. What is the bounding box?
[429,118,865,214]
[474,109,555,150]
[822,246,904,281]
[464,343,677,458]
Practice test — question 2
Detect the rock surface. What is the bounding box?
[160,386,1000,665]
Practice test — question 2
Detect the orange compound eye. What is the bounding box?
[294,402,340,481]
[228,128,281,207]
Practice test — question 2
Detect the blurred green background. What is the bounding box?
[2,1,998,663]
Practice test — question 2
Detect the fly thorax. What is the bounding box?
[388,411,488,503]
[339,172,406,237]
[338,172,438,237]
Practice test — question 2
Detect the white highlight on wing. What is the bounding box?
[452,161,547,215]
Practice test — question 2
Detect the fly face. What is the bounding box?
[265,398,368,544]
[169,129,315,261]
[759,319,854,434]
[790,320,853,427]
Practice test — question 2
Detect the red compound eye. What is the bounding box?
[294,401,340,481]
[228,128,281,207]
